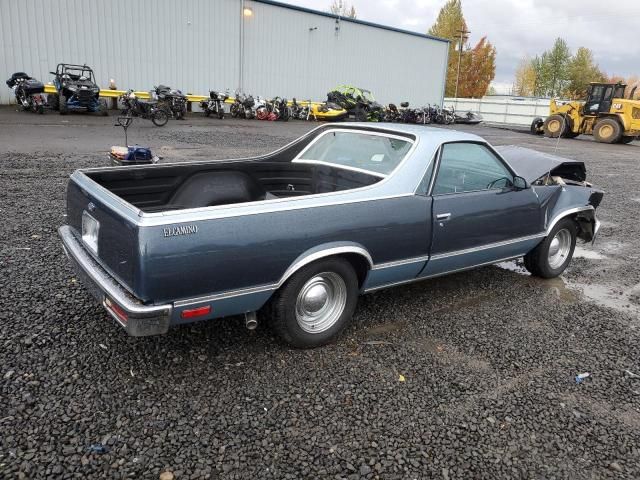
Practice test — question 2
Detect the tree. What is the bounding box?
[329,0,357,18]
[513,57,537,96]
[565,47,605,99]
[539,38,572,97]
[458,37,496,98]
[428,0,469,97]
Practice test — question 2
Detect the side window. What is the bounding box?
[432,143,513,195]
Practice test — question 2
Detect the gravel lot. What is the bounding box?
[1,107,639,479]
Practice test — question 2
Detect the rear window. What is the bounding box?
[296,130,412,176]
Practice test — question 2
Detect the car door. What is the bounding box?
[419,141,544,278]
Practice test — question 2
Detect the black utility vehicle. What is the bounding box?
[48,63,107,115]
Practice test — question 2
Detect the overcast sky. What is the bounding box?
[282,0,640,93]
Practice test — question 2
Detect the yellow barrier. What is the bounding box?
[42,84,321,106]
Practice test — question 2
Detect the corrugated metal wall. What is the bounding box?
[0,0,448,106]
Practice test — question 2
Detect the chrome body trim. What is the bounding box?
[277,246,374,288]
[545,206,595,234]
[430,233,546,261]
[173,283,277,308]
[371,255,430,271]
[364,255,522,293]
[59,225,172,336]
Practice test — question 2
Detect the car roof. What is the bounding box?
[332,122,487,146]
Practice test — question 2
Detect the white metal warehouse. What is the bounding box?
[0,0,449,106]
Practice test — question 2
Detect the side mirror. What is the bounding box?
[512,175,529,190]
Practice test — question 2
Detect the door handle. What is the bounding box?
[436,213,451,221]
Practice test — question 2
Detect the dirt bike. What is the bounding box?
[120,90,169,127]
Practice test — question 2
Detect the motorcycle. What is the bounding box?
[230,91,255,119]
[119,90,169,127]
[291,98,312,120]
[272,97,290,121]
[153,85,187,120]
[413,105,432,125]
[6,72,46,114]
[384,104,402,122]
[200,90,228,119]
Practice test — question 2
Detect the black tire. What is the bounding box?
[37,104,44,114]
[151,109,169,127]
[593,118,622,144]
[59,94,68,115]
[99,99,108,117]
[620,136,635,144]
[48,93,59,111]
[270,257,359,349]
[524,218,578,279]
[217,108,224,119]
[530,117,544,135]
[543,114,566,138]
[204,109,211,117]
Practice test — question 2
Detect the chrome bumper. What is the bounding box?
[58,225,172,336]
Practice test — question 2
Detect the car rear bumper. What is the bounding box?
[59,225,172,336]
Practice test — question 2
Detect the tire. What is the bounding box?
[37,104,44,114]
[217,108,224,119]
[543,114,566,138]
[59,94,68,115]
[99,99,108,117]
[593,118,623,144]
[524,218,577,279]
[48,93,59,111]
[530,117,544,135]
[204,109,211,117]
[620,136,635,144]
[270,257,359,348]
[151,109,169,127]
[355,107,367,122]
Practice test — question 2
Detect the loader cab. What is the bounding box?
[583,82,626,115]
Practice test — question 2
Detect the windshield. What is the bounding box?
[296,130,412,177]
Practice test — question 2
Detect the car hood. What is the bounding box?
[496,145,586,183]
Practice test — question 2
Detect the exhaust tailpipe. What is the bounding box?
[245,311,258,330]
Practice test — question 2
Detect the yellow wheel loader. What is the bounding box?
[531,82,640,144]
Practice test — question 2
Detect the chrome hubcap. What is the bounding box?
[295,272,347,333]
[548,228,572,269]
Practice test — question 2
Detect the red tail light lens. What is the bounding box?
[181,305,211,319]
[104,297,128,323]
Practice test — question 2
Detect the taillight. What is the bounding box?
[181,305,211,319]
[104,297,128,323]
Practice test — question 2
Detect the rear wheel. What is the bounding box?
[151,109,169,127]
[59,94,68,115]
[48,93,59,111]
[270,258,359,348]
[524,218,577,278]
[593,118,622,143]
[543,114,566,138]
[217,108,224,119]
[620,136,636,144]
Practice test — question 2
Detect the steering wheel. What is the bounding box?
[486,177,512,190]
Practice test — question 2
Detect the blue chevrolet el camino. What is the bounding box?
[59,124,603,348]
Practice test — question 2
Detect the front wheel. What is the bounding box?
[59,94,68,115]
[270,258,359,348]
[524,218,577,278]
[48,93,59,111]
[217,108,225,119]
[151,109,169,127]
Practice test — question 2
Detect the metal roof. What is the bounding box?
[252,0,450,44]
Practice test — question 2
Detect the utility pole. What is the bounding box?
[454,28,470,99]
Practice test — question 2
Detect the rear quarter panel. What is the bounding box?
[138,195,432,304]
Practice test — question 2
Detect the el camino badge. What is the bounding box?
[163,225,198,237]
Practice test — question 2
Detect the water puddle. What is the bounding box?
[497,260,640,317]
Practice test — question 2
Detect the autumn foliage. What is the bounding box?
[428,0,496,98]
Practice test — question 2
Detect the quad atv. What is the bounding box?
[48,63,108,116]
[327,85,384,122]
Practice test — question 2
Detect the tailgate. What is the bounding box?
[66,172,141,298]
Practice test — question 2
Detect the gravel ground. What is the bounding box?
[1,107,640,479]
